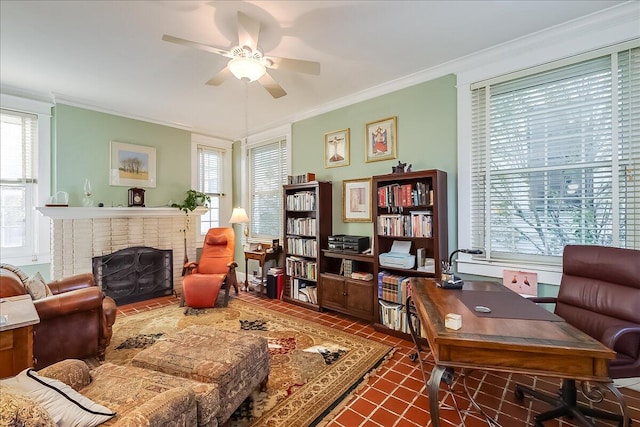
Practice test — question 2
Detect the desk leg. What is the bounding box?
[244,258,249,291]
[428,365,452,427]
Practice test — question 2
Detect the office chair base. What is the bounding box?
[515,379,628,427]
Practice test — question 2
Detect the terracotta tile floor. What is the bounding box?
[117,292,640,427]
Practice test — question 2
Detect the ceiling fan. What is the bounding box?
[162,11,320,99]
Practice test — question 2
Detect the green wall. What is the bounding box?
[52,104,192,207]
[291,74,458,251]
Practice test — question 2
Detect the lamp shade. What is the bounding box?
[228,57,266,82]
[229,207,250,224]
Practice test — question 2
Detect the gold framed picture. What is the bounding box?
[324,128,350,168]
[365,116,397,162]
[343,178,372,222]
[109,141,157,187]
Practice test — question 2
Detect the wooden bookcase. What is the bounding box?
[282,181,332,311]
[319,250,376,322]
[372,169,448,334]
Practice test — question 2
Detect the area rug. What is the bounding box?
[103,299,394,427]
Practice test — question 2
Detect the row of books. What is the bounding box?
[286,191,316,211]
[292,279,318,304]
[378,211,433,237]
[287,173,315,185]
[285,256,317,280]
[286,217,317,236]
[378,300,420,334]
[286,237,318,258]
[378,182,433,208]
[378,271,411,305]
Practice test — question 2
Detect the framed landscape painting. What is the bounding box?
[110,141,157,187]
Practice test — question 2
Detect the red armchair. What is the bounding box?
[515,245,640,426]
[182,227,239,308]
[0,266,117,370]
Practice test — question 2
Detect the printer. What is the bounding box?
[379,240,416,269]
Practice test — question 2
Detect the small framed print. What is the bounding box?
[110,141,157,187]
[343,178,372,222]
[324,128,350,168]
[365,116,397,162]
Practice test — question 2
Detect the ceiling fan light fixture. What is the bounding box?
[228,57,266,82]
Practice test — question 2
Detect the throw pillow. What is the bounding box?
[0,369,116,427]
[24,272,53,300]
[0,388,57,427]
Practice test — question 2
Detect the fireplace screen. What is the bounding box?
[93,246,173,305]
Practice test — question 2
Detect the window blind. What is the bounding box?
[249,138,287,239]
[1,109,38,251]
[471,45,639,263]
[197,145,223,233]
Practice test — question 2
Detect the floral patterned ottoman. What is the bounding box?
[131,325,270,425]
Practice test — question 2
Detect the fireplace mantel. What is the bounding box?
[37,206,206,295]
[37,206,207,220]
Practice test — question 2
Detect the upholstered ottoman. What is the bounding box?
[131,325,270,425]
[86,363,221,427]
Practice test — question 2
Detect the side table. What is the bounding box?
[244,249,281,296]
[0,294,40,378]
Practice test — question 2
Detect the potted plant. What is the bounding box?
[172,189,210,213]
[172,190,210,277]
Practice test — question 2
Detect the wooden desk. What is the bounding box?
[0,294,40,378]
[408,278,622,427]
[244,249,280,296]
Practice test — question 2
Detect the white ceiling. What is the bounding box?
[0,0,628,141]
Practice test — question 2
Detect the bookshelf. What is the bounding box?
[282,181,332,311]
[372,169,448,334]
[319,250,376,322]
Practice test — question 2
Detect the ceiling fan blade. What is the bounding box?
[205,66,232,86]
[162,34,231,57]
[237,11,260,51]
[267,56,320,75]
[258,72,287,99]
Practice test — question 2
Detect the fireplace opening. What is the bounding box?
[92,246,173,305]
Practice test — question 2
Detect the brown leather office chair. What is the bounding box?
[515,245,640,427]
[182,227,239,308]
[0,266,117,369]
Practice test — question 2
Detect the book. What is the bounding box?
[351,271,373,281]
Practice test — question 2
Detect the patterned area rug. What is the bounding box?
[104,299,394,427]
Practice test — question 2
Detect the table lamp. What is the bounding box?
[229,207,250,246]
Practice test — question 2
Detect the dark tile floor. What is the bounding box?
[117,292,639,427]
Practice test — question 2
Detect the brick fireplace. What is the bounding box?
[37,207,204,297]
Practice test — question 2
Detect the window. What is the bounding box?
[470,44,639,266]
[191,135,232,242]
[0,96,51,265]
[247,137,288,240]
[197,145,223,234]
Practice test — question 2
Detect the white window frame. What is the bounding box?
[191,134,233,245]
[242,124,291,243]
[456,9,639,285]
[0,93,52,266]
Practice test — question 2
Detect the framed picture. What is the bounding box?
[324,128,350,168]
[343,178,372,222]
[365,116,397,162]
[110,141,157,187]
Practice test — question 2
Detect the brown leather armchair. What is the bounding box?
[0,267,117,370]
[515,245,640,427]
[182,227,239,308]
